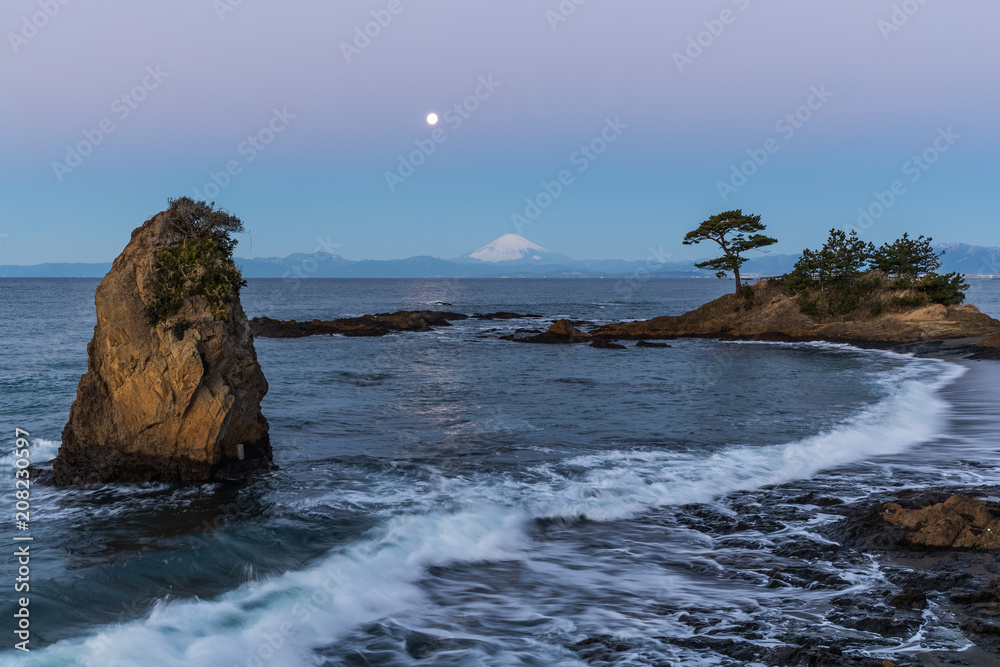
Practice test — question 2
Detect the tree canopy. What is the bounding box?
[790,229,871,285]
[783,228,967,313]
[869,233,942,280]
[683,210,777,295]
[145,198,247,335]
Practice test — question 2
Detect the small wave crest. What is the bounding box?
[1,437,59,466]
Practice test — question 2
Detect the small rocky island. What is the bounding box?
[54,198,272,485]
[591,278,1000,345]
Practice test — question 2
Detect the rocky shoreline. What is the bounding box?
[250,286,1000,361]
[823,489,1000,666]
[245,293,1000,664]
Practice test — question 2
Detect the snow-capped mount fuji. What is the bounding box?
[463,234,560,263]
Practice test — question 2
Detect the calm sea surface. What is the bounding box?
[2,278,1000,666]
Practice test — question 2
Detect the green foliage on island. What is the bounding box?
[778,229,968,320]
[144,197,247,337]
[683,210,777,296]
[683,210,972,321]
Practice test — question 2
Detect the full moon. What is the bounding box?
[426,113,439,125]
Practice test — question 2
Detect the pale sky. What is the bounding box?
[1,0,998,263]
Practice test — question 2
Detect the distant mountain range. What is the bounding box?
[2,235,998,279]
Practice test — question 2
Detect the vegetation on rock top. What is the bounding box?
[777,229,969,320]
[144,197,247,337]
[686,213,970,322]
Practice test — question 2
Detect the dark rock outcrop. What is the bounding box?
[502,319,592,344]
[54,209,271,485]
[828,490,1000,655]
[970,333,1000,360]
[250,310,468,338]
[635,340,672,349]
[590,340,626,350]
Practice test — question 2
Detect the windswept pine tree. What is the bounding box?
[683,210,777,295]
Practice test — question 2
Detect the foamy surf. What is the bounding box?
[1,438,59,467]
[4,352,965,667]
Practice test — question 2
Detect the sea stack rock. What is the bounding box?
[54,199,271,484]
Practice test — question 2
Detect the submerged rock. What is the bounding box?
[54,202,271,484]
[472,311,540,320]
[590,340,626,350]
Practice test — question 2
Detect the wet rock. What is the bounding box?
[882,495,1000,549]
[635,340,672,348]
[962,619,1000,636]
[969,333,1000,360]
[250,310,468,338]
[830,488,1000,655]
[888,588,927,610]
[503,319,591,344]
[590,340,626,350]
[549,320,589,337]
[787,492,845,507]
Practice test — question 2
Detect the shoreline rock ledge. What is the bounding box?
[53,205,272,485]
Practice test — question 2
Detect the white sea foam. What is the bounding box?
[1,437,59,466]
[4,354,965,667]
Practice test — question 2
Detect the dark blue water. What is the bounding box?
[2,278,1000,666]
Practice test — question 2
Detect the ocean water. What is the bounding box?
[2,277,1000,666]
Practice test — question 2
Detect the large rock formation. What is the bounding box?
[594,280,1000,343]
[54,209,271,485]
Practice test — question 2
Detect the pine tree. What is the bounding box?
[683,210,777,295]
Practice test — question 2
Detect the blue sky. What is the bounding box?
[1,0,998,264]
